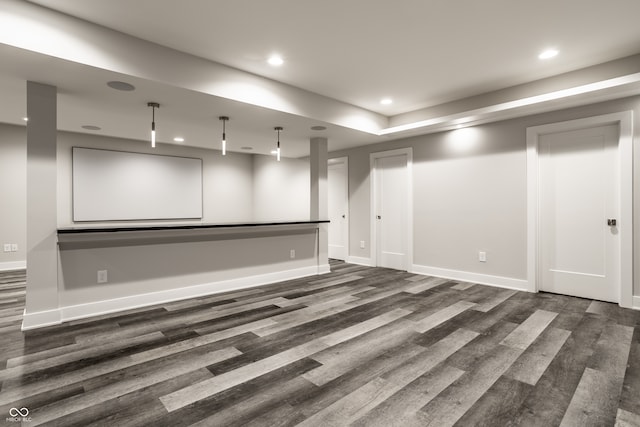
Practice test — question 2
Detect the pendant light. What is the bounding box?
[274,126,283,161]
[147,102,160,148]
[219,116,229,155]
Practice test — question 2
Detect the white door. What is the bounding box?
[328,159,348,260]
[539,124,619,302]
[375,154,408,270]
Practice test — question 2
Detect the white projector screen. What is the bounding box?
[72,147,203,221]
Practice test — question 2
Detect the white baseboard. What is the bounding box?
[633,296,640,311]
[346,256,374,267]
[410,264,529,292]
[317,264,331,274]
[21,265,321,331]
[0,261,26,272]
[21,308,61,330]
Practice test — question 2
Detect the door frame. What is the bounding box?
[526,111,633,307]
[328,156,349,260]
[370,148,413,270]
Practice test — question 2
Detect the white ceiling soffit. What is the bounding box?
[384,55,640,135]
[0,42,381,158]
[2,0,640,149]
[0,0,386,134]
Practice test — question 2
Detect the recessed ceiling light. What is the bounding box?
[311,125,327,131]
[22,117,28,122]
[81,125,101,131]
[270,150,278,155]
[241,146,253,150]
[107,81,136,91]
[268,55,284,66]
[538,49,559,60]
[173,137,185,142]
[380,98,393,105]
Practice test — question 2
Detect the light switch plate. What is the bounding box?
[97,270,108,283]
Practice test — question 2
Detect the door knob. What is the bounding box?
[377,215,381,219]
[607,218,617,226]
[342,214,345,218]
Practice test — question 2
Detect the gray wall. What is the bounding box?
[54,132,311,226]
[252,154,310,221]
[57,227,319,307]
[0,125,320,326]
[0,124,26,269]
[330,95,640,296]
[56,131,255,226]
[0,122,311,269]
[52,133,313,308]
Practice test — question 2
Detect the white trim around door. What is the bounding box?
[370,148,413,270]
[526,111,633,308]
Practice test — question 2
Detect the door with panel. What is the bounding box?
[374,154,408,270]
[328,159,348,260]
[539,124,619,302]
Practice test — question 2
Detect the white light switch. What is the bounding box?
[3,244,10,252]
[478,251,487,262]
[290,249,295,259]
[360,241,365,249]
[11,244,17,252]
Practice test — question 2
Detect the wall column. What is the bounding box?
[310,137,329,272]
[24,81,59,329]
[310,137,328,221]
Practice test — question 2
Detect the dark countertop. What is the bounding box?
[57,220,330,234]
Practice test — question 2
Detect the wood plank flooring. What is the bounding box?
[1,261,639,426]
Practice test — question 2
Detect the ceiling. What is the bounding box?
[2,0,640,156]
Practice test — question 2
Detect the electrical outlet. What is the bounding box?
[97,270,108,283]
[290,249,296,259]
[3,244,10,252]
[478,251,487,262]
[360,241,365,249]
[11,244,18,252]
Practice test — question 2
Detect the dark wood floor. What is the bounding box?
[1,262,639,426]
